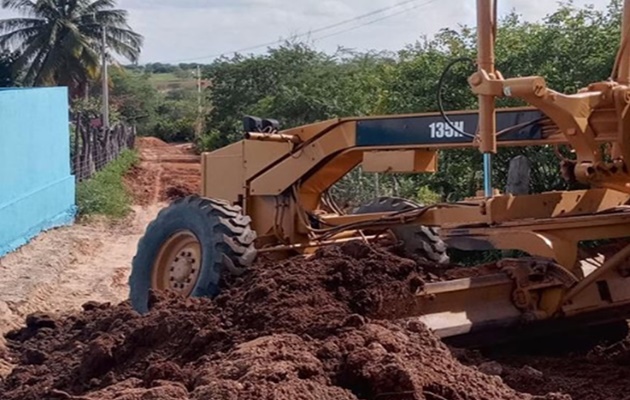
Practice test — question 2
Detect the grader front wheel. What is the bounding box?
[129,195,257,313]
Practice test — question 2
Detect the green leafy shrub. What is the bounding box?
[76,150,139,218]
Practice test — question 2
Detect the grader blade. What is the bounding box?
[374,254,630,347]
[375,274,520,338]
[417,276,522,339]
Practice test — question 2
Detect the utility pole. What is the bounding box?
[196,64,202,110]
[101,26,109,131]
[195,64,203,137]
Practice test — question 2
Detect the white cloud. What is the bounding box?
[0,0,613,63]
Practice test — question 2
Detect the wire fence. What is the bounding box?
[71,113,136,182]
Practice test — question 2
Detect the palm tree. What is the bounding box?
[0,0,143,94]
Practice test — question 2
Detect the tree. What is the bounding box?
[109,67,159,132]
[0,0,143,95]
[107,66,200,141]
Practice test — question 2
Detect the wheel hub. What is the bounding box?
[151,231,201,297]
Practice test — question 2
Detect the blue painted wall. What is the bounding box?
[0,87,75,256]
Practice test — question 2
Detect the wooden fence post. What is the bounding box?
[72,116,136,181]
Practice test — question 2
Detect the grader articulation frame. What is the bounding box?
[130,0,630,344]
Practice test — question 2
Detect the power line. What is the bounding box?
[162,0,427,64]
[289,0,421,37]
[313,0,439,42]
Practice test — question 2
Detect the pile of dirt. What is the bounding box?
[135,137,174,149]
[0,242,565,400]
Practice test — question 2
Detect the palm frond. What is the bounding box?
[34,0,62,19]
[79,0,117,15]
[14,35,49,84]
[0,17,44,32]
[105,25,142,48]
[1,0,36,11]
[0,25,44,49]
[77,9,127,26]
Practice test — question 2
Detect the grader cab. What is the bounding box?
[129,0,630,345]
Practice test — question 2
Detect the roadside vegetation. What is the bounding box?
[76,150,139,218]
[106,67,201,143]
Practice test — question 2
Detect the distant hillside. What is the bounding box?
[148,72,198,92]
[124,63,209,93]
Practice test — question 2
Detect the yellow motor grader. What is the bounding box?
[130,0,630,345]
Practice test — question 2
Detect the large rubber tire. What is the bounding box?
[353,197,449,264]
[129,195,257,313]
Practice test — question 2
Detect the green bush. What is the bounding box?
[76,150,139,218]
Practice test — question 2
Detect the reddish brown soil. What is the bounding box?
[452,324,630,400]
[454,350,630,400]
[125,137,201,205]
[0,242,564,400]
[493,354,630,400]
[135,137,173,149]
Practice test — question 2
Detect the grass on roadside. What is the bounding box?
[76,150,139,218]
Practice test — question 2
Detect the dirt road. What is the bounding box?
[0,138,200,377]
[125,137,200,205]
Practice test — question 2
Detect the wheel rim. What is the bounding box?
[151,230,202,297]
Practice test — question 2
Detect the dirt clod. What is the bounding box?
[479,361,504,376]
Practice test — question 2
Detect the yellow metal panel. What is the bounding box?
[280,119,342,142]
[486,189,630,223]
[362,149,437,173]
[250,121,357,195]
[244,140,291,180]
[201,141,244,203]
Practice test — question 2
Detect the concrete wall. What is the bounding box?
[0,87,75,256]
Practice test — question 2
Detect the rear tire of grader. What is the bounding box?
[129,195,257,314]
[353,197,449,265]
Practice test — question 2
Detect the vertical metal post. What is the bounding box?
[619,0,630,84]
[101,26,109,130]
[477,0,497,197]
[483,153,492,196]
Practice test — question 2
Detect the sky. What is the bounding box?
[0,0,614,63]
